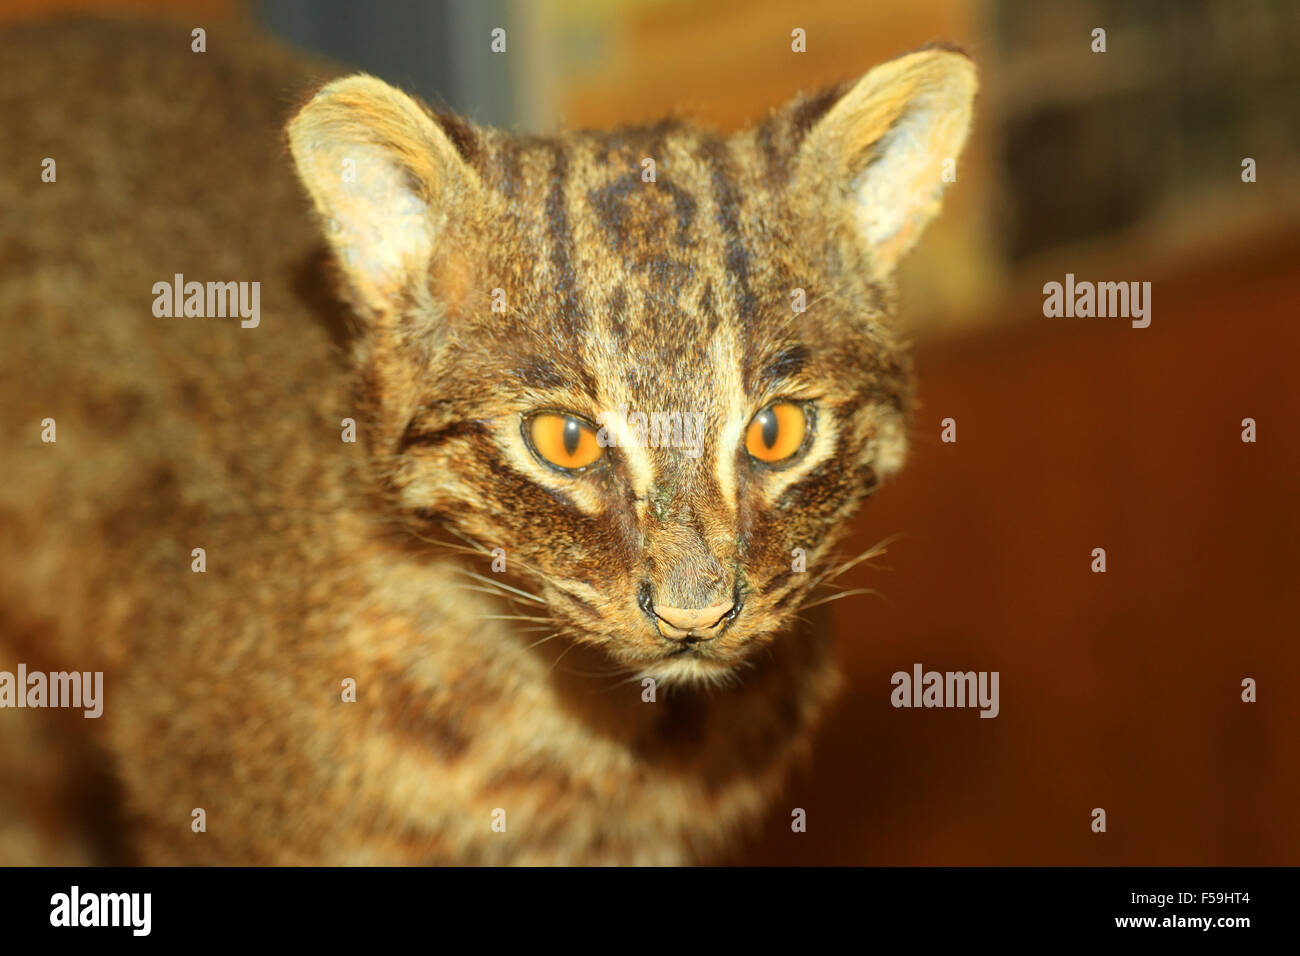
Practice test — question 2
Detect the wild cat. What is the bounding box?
[0,19,974,864]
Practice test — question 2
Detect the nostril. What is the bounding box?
[636,581,657,624]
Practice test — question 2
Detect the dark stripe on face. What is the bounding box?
[496,135,522,200]
[765,567,794,593]
[775,435,855,517]
[857,462,880,496]
[698,278,719,333]
[558,588,599,618]
[755,113,787,183]
[758,345,809,393]
[699,138,756,321]
[770,580,804,612]
[587,171,638,254]
[398,418,484,452]
[829,395,869,427]
[664,175,700,248]
[546,145,583,326]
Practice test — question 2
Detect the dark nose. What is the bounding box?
[650,599,737,641]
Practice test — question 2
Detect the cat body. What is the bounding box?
[0,19,974,864]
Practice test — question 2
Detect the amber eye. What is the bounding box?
[527,412,604,471]
[745,402,808,465]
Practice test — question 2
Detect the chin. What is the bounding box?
[636,652,748,689]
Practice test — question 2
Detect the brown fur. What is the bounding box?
[0,18,974,864]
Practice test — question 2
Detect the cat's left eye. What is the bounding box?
[526,412,604,472]
[745,401,809,465]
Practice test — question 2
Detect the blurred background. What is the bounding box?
[6,0,1297,863]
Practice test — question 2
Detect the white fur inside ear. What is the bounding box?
[849,107,946,247]
[797,49,976,274]
[303,141,433,292]
[287,74,467,314]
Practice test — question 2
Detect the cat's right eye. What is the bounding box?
[525,412,605,472]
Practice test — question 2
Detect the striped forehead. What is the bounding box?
[491,131,759,308]
[484,125,786,395]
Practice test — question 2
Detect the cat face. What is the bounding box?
[289,49,976,683]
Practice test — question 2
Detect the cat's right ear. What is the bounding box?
[287,75,480,316]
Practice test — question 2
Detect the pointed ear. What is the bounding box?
[287,75,480,316]
[794,49,976,276]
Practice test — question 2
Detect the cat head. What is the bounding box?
[288,48,976,684]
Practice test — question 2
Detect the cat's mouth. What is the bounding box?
[667,643,705,657]
[632,621,769,683]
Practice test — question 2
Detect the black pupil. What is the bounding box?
[562,418,581,456]
[760,410,779,449]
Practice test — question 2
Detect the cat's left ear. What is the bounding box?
[287,74,481,317]
[791,48,977,276]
